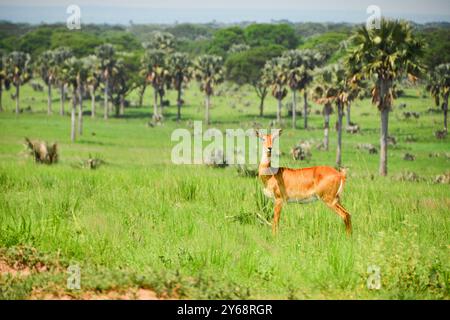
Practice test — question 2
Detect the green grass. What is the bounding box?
[0,82,449,299]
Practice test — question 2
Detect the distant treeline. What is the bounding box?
[0,21,449,68]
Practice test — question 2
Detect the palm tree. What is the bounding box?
[53,47,73,116]
[346,19,424,176]
[344,56,369,128]
[62,57,85,142]
[168,52,191,121]
[145,33,175,109]
[84,55,101,118]
[283,50,304,129]
[95,44,116,120]
[77,58,90,136]
[193,54,224,125]
[110,57,125,116]
[427,63,450,132]
[345,74,368,127]
[110,53,140,117]
[140,49,169,122]
[35,50,57,115]
[312,78,333,151]
[333,67,350,168]
[345,88,356,127]
[4,51,31,114]
[137,78,147,107]
[261,57,288,123]
[0,50,10,112]
[313,64,350,167]
[282,49,322,129]
[149,31,175,53]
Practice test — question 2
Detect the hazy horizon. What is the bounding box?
[0,1,449,25]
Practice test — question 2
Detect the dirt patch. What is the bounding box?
[0,259,32,277]
[83,288,159,300]
[1,248,161,300]
[30,287,160,300]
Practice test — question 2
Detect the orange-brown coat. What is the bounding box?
[256,129,352,235]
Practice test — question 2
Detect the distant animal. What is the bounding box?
[357,143,377,154]
[30,82,44,92]
[403,153,416,161]
[435,130,447,140]
[403,111,420,119]
[387,136,397,146]
[25,138,58,164]
[290,141,312,161]
[346,123,360,134]
[256,129,351,235]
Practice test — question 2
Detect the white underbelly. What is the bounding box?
[262,187,318,204]
[287,195,319,204]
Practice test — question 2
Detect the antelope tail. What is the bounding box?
[336,168,347,197]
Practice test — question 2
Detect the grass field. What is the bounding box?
[0,82,449,299]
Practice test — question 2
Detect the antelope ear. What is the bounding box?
[272,129,282,139]
[254,129,261,138]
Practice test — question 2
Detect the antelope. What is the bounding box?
[256,129,352,235]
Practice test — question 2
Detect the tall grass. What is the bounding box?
[0,83,448,299]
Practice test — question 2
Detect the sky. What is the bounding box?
[0,0,449,24]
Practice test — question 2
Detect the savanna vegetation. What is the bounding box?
[0,19,449,300]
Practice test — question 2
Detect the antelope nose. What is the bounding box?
[268,147,272,152]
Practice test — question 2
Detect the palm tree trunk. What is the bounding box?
[47,82,52,115]
[379,78,391,176]
[444,93,448,132]
[104,78,109,120]
[336,101,344,167]
[119,94,125,116]
[303,91,308,129]
[15,84,20,114]
[177,88,182,121]
[153,86,158,120]
[90,86,96,118]
[205,94,210,125]
[346,102,351,127]
[159,90,164,116]
[277,97,282,123]
[323,103,331,151]
[60,84,65,116]
[292,90,297,129]
[379,108,389,176]
[78,85,83,136]
[0,84,3,112]
[71,88,77,142]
